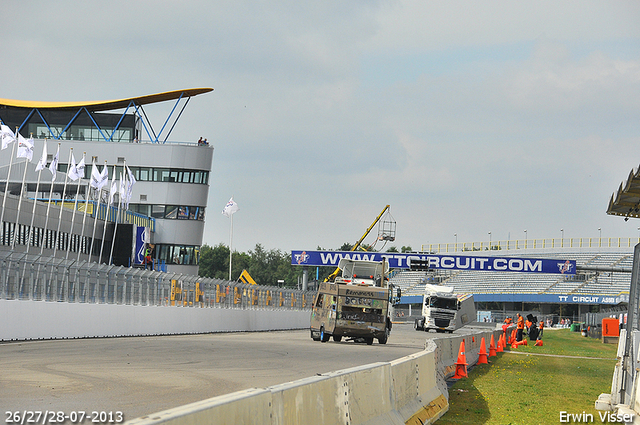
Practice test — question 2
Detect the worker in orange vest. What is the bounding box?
[516,313,525,342]
[538,320,544,340]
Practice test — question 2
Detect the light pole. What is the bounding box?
[454,233,458,251]
[488,232,492,249]
[598,227,602,247]
[524,229,527,248]
[561,229,564,247]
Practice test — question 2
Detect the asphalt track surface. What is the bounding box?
[0,323,451,421]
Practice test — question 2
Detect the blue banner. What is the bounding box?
[291,250,576,275]
[134,226,149,265]
[400,293,622,305]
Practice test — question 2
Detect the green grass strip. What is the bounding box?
[437,329,619,425]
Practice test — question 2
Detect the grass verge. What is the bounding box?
[436,329,619,425]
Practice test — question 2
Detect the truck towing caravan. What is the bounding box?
[413,284,475,333]
[310,258,401,345]
[409,258,475,333]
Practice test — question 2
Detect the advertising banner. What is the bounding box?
[134,226,149,265]
[291,250,576,275]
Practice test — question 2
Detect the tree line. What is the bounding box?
[197,243,413,288]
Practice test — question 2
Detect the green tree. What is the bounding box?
[339,242,353,251]
[198,243,230,279]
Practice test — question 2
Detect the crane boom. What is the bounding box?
[324,205,391,282]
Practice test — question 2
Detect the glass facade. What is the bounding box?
[155,244,199,265]
[29,124,131,142]
[130,167,209,184]
[129,204,205,221]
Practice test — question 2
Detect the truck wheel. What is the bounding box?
[311,329,320,341]
[414,319,422,331]
[320,326,330,343]
[365,337,374,345]
[378,327,389,345]
[333,335,342,342]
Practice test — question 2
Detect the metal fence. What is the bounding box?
[0,251,315,310]
[422,237,640,253]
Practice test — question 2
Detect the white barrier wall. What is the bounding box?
[0,299,310,341]
[125,328,505,425]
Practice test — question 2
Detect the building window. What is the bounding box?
[155,244,198,265]
[129,167,208,185]
[129,204,205,221]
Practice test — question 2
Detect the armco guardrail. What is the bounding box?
[125,327,504,425]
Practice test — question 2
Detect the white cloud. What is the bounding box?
[1,1,639,252]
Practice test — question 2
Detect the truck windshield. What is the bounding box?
[427,297,457,310]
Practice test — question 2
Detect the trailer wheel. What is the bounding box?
[333,335,342,342]
[320,326,330,343]
[365,337,374,345]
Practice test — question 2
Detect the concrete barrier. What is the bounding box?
[0,299,310,341]
[125,326,505,425]
[595,329,640,424]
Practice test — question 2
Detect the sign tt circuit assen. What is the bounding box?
[291,250,576,275]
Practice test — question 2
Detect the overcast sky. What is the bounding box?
[2,1,640,253]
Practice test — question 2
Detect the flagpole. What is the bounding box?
[52,148,73,258]
[222,197,239,281]
[229,213,233,280]
[108,184,122,266]
[66,152,85,260]
[26,144,45,254]
[78,176,92,263]
[89,160,107,263]
[40,143,60,255]
[109,164,126,265]
[99,165,116,263]
[11,136,33,249]
[0,133,17,246]
[88,184,101,262]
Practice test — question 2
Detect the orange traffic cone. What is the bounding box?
[496,334,504,352]
[489,334,497,357]
[453,340,468,379]
[534,339,543,346]
[477,337,488,364]
[510,329,517,345]
[512,339,527,348]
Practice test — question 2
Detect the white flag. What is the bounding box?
[1,124,16,150]
[99,164,109,188]
[35,142,47,172]
[222,197,239,217]
[76,155,86,179]
[67,154,85,181]
[125,164,136,208]
[119,172,126,208]
[48,145,60,181]
[16,134,34,161]
[90,161,101,188]
[109,169,117,206]
[67,153,79,181]
[90,162,109,189]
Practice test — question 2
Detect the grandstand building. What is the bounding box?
[390,238,635,320]
[0,88,214,275]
